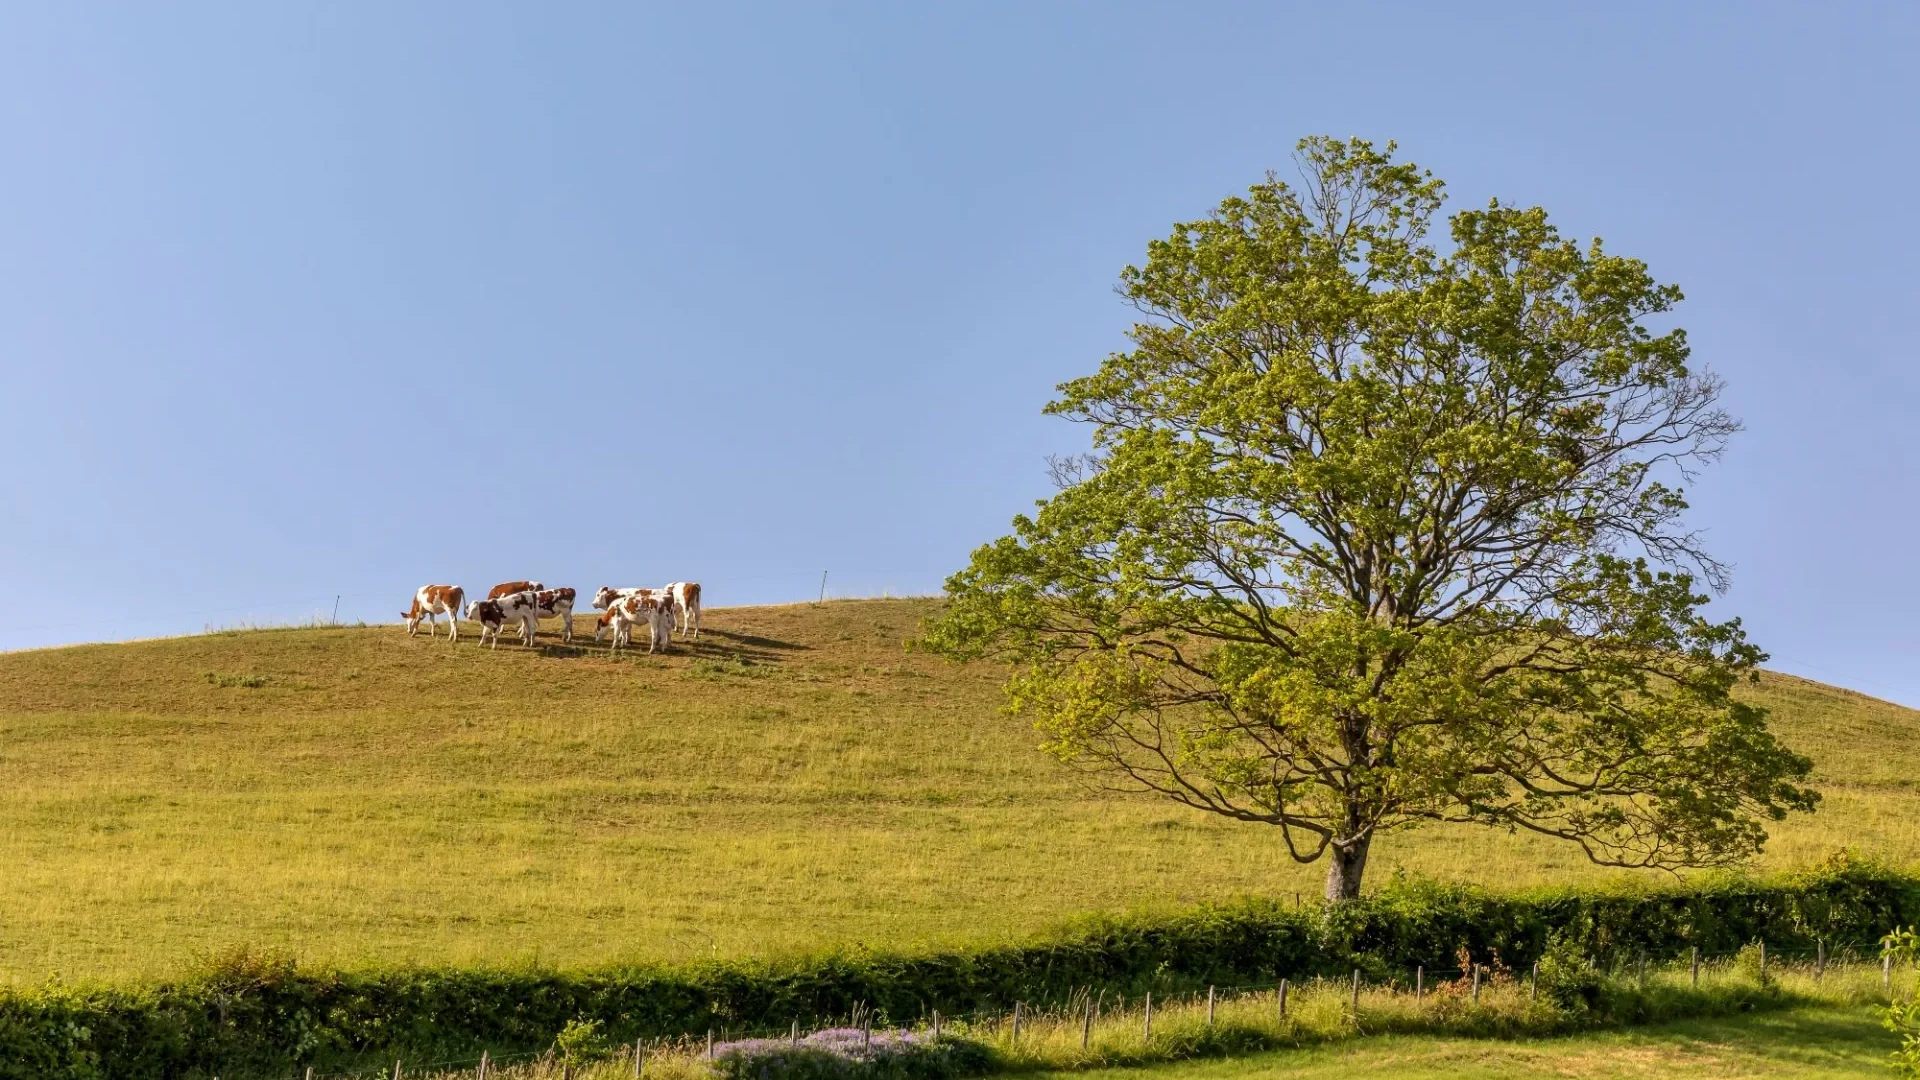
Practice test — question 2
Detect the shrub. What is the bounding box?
[1535,932,1602,1013]
[1886,927,1920,1078]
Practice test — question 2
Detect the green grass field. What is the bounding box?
[525,963,1914,1080]
[1039,1007,1892,1079]
[1,598,1917,984]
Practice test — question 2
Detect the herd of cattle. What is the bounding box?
[401,581,702,653]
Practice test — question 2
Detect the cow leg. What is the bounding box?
[448,610,458,645]
[561,612,572,644]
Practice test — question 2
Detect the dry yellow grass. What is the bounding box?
[0,598,1914,984]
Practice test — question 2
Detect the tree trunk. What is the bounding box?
[1323,834,1372,902]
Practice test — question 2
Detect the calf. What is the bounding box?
[402,585,465,642]
[530,587,577,643]
[666,581,702,639]
[466,591,539,650]
[602,592,673,654]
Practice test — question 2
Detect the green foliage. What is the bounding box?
[1886,926,1920,1077]
[923,136,1816,899]
[1733,942,1775,989]
[0,863,1910,1079]
[555,1017,607,1066]
[202,671,268,688]
[1535,931,1602,1012]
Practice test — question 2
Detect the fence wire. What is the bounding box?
[239,938,1913,1079]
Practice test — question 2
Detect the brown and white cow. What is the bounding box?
[487,581,544,640]
[592,586,670,641]
[466,591,539,650]
[488,580,543,600]
[665,581,701,639]
[591,585,640,610]
[402,585,465,642]
[602,592,673,654]
[529,587,577,643]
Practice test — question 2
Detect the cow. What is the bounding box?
[602,592,673,654]
[488,580,542,600]
[466,591,539,650]
[487,582,543,640]
[592,586,670,642]
[530,587,577,643]
[665,581,702,639]
[591,585,639,610]
[402,585,465,642]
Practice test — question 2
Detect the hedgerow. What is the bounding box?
[1,857,1911,1079]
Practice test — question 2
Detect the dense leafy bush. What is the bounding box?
[1,859,1912,1079]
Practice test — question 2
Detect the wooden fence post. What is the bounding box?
[1144,992,1153,1041]
[632,1039,642,1078]
[306,1068,315,1080]
[1888,953,1896,995]
[1415,966,1423,1004]
[1082,998,1093,1049]
[933,1011,942,1039]
[1012,1002,1023,1041]
[1471,964,1481,1003]
[1206,985,1215,1026]
[1759,941,1767,980]
[478,1050,489,1080]
[1351,969,1361,1010]
[393,1060,402,1080]
[1530,962,1538,1001]
[1691,946,1700,987]
[791,1020,799,1046]
[1278,979,1288,1019]
[707,1030,714,1061]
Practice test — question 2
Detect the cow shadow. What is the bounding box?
[530,626,806,666]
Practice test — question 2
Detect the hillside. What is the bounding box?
[0,598,1915,984]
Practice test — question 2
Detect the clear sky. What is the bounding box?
[1,4,1915,702]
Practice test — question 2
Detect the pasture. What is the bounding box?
[0,598,1917,984]
[1029,1006,1893,1080]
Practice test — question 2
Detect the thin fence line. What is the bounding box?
[255,945,1914,1079]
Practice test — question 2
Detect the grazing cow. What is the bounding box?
[666,581,702,639]
[603,592,673,654]
[592,586,669,641]
[466,591,539,650]
[402,585,465,642]
[530,587,577,643]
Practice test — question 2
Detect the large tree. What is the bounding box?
[923,137,1816,901]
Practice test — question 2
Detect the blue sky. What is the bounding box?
[1,3,1915,703]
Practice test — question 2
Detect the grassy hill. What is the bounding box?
[0,598,1915,985]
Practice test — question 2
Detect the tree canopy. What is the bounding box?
[922,137,1817,901]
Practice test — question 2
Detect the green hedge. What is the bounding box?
[2,858,1913,1079]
